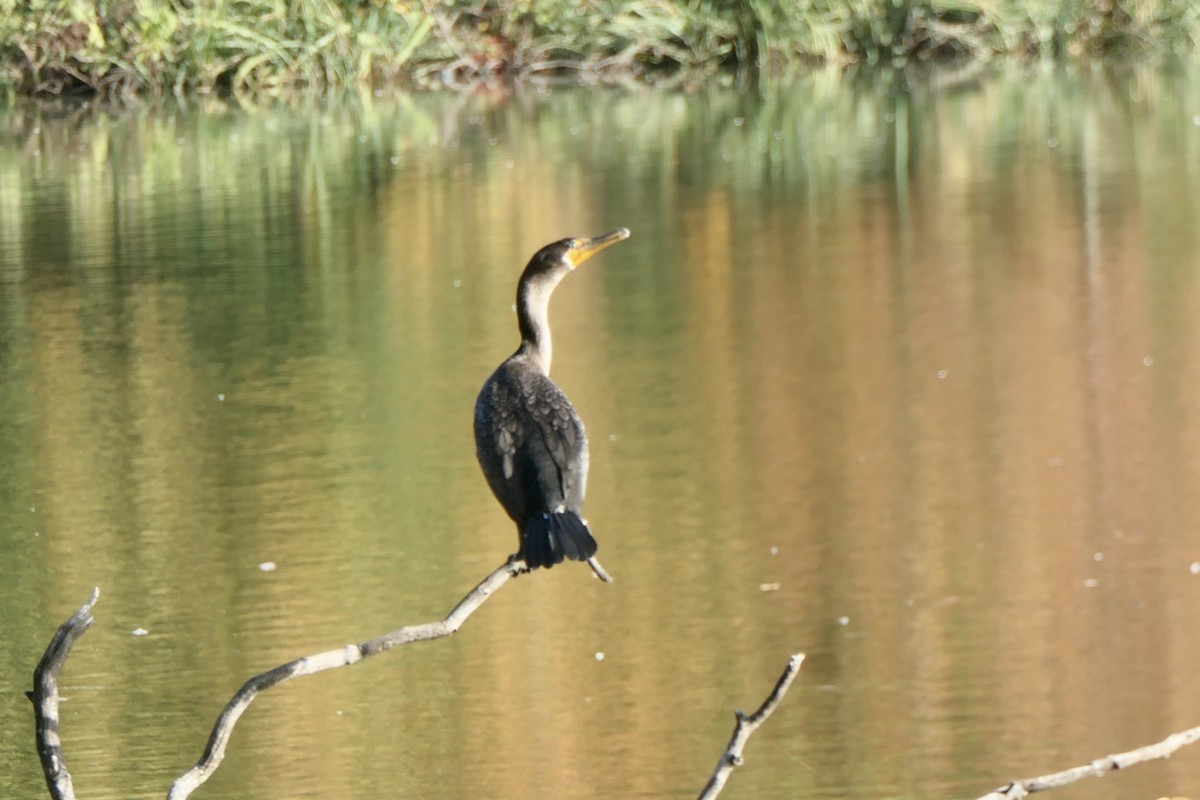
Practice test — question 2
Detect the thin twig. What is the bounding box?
[167,559,525,800]
[975,724,1200,799]
[586,556,613,583]
[27,587,101,800]
[697,653,805,800]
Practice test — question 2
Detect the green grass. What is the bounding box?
[2,0,1198,96]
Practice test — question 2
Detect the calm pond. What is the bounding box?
[2,61,1200,800]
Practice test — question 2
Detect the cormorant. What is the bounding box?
[474,228,630,578]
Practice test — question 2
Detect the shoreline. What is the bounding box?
[3,1,1197,98]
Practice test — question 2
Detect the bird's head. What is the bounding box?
[514,228,630,370]
[522,228,631,285]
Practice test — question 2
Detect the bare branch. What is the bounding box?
[167,558,525,800]
[34,578,1199,800]
[27,587,101,800]
[586,556,613,583]
[697,652,805,800]
[975,724,1200,799]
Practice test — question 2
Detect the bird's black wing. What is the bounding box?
[474,363,588,521]
[524,377,589,512]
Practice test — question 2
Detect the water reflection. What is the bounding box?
[2,62,1200,800]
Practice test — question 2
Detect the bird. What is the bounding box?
[474,228,630,579]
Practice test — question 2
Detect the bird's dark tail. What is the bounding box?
[522,511,598,569]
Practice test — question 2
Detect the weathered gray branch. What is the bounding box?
[167,557,525,800]
[975,724,1200,799]
[33,580,1198,800]
[697,652,805,800]
[27,587,100,800]
[586,556,613,583]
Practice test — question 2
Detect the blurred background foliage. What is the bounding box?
[1,0,1197,96]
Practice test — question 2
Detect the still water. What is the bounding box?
[3,61,1200,800]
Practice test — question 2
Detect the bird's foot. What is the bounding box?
[506,553,532,575]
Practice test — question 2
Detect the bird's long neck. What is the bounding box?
[516,275,559,373]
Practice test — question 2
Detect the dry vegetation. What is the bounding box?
[2,0,1198,96]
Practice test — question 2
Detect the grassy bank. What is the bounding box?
[3,0,1198,96]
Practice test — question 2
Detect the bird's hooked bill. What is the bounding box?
[565,228,631,269]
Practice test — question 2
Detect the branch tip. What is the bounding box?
[31,587,103,800]
[586,556,613,583]
[975,723,1200,799]
[168,557,521,800]
[697,653,806,800]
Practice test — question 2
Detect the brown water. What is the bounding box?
[2,62,1200,800]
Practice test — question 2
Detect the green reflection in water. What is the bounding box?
[3,62,1200,800]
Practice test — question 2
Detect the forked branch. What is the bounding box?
[698,653,806,800]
